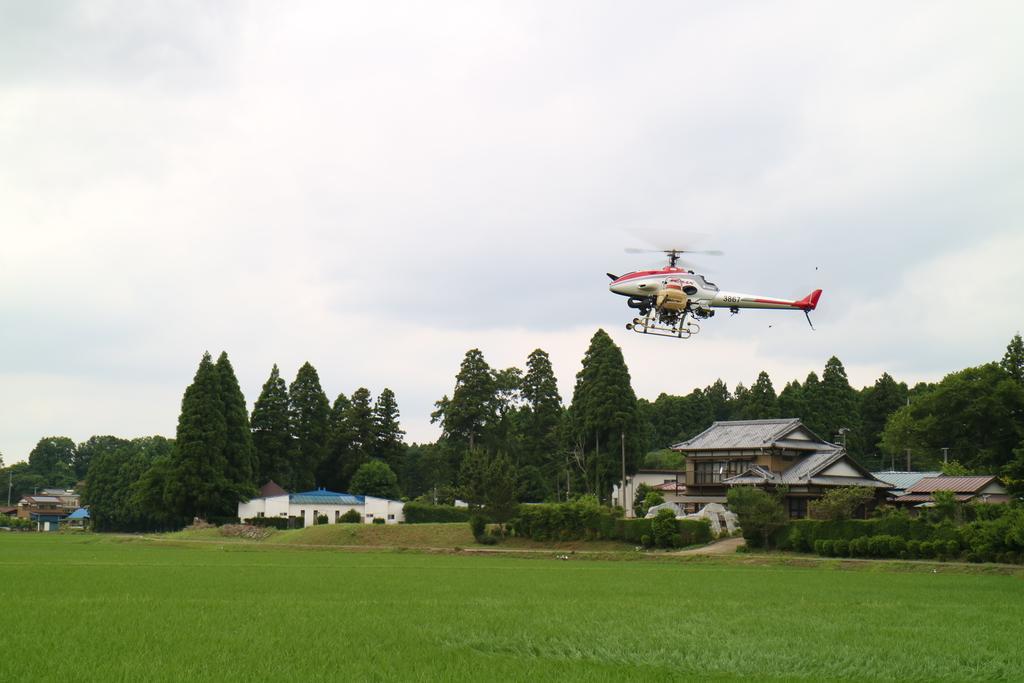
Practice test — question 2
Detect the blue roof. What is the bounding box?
[289,489,365,505]
[66,508,90,519]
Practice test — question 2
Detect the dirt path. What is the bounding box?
[672,536,745,555]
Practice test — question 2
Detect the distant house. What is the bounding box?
[893,476,1010,508]
[611,469,686,516]
[17,490,82,531]
[238,484,405,525]
[872,471,942,498]
[669,418,889,518]
[64,507,90,529]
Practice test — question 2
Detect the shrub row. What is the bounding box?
[0,514,33,530]
[777,517,946,552]
[403,502,472,524]
[791,507,1024,564]
[510,501,622,541]
[509,502,712,548]
[244,516,306,529]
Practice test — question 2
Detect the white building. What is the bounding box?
[238,482,405,526]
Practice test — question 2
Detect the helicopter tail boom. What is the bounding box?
[711,288,823,311]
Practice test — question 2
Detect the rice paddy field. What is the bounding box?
[2,532,1023,681]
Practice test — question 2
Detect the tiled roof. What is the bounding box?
[895,493,973,503]
[725,451,888,488]
[671,419,824,451]
[260,480,288,497]
[905,476,999,494]
[871,471,942,490]
[289,490,365,505]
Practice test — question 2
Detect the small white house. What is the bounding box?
[238,483,405,526]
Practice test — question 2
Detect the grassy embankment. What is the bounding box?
[3,532,1024,680]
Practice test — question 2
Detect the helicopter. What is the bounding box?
[608,248,822,339]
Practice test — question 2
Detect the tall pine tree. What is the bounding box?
[820,357,861,454]
[215,352,256,495]
[288,362,330,491]
[373,388,405,471]
[1001,333,1024,383]
[432,349,498,451]
[741,371,779,419]
[318,393,354,491]
[251,365,293,487]
[166,352,231,519]
[340,388,375,486]
[566,329,640,499]
[777,380,806,420]
[858,372,908,468]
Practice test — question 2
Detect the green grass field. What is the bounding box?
[2,533,1023,681]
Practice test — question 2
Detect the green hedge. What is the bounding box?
[509,502,711,547]
[244,516,289,530]
[0,514,33,530]
[778,517,950,552]
[403,502,472,524]
[510,501,622,541]
[795,506,1024,564]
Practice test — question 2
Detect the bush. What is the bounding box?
[206,515,241,527]
[402,502,471,524]
[640,535,652,547]
[511,500,622,542]
[651,509,678,548]
[244,516,289,530]
[0,514,34,530]
[470,515,486,540]
[316,514,329,525]
[833,539,849,557]
[477,534,499,545]
[339,509,362,524]
[372,517,386,525]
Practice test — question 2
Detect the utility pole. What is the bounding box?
[6,470,11,507]
[906,448,911,471]
[595,432,600,500]
[942,447,949,465]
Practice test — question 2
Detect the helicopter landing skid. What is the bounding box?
[626,313,700,339]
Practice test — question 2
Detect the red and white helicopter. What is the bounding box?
[608,247,822,339]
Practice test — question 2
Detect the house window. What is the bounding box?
[788,498,807,519]
[335,510,340,521]
[257,512,265,518]
[695,460,748,484]
[388,514,395,520]
[366,513,374,518]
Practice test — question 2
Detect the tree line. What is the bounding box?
[3,332,1022,527]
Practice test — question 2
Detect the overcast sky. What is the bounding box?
[2,2,1023,464]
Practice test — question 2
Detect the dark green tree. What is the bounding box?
[704,379,731,421]
[400,442,455,501]
[520,348,564,496]
[1001,333,1024,383]
[318,393,354,491]
[215,352,256,495]
[340,387,376,485]
[726,486,788,549]
[165,352,232,520]
[880,363,1024,472]
[74,436,129,481]
[373,388,405,471]
[777,380,806,419]
[741,371,779,419]
[801,371,825,437]
[432,349,498,451]
[820,357,862,455]
[565,329,641,499]
[27,437,77,488]
[251,364,293,487]
[288,362,330,491]
[83,436,176,531]
[349,460,401,499]
[858,373,908,469]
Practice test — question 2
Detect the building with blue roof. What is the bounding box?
[237,485,405,526]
